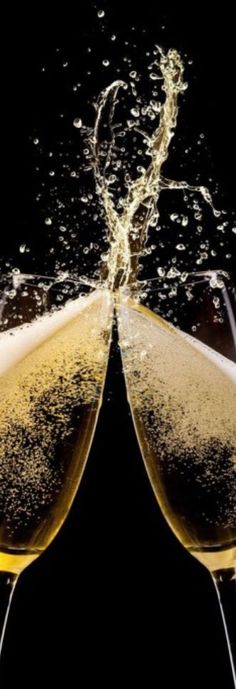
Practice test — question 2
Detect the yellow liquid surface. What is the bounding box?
[0,289,113,574]
[118,296,236,572]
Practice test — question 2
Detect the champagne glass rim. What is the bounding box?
[0,272,98,292]
[126,269,233,293]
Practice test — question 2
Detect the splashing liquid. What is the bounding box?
[82,47,219,290]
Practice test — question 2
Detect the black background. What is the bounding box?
[1,3,236,688]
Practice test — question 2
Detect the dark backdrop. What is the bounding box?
[1,4,235,688]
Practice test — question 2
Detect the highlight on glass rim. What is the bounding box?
[0,8,235,688]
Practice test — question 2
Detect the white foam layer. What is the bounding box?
[118,298,236,386]
[0,289,110,375]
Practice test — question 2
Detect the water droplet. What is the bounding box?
[63,61,68,68]
[45,217,52,225]
[73,117,82,129]
[137,165,146,174]
[213,296,220,309]
[8,289,17,299]
[150,100,161,113]
[180,272,188,282]
[167,267,181,278]
[232,227,236,234]
[130,107,139,118]
[19,244,26,253]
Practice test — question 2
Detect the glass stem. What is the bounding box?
[212,568,236,688]
[0,572,17,658]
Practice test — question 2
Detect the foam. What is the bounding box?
[0,289,109,375]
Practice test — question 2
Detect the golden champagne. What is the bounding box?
[118,296,236,572]
[0,290,113,574]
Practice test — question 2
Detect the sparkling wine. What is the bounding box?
[118,296,236,572]
[0,290,113,573]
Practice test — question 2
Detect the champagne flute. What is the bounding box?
[117,270,236,686]
[0,273,113,656]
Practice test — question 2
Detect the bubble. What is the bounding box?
[49,171,55,177]
[176,244,186,251]
[33,138,39,145]
[130,107,140,118]
[111,34,116,41]
[213,296,220,309]
[45,218,52,225]
[149,213,159,227]
[167,267,181,279]
[97,9,105,17]
[7,289,17,299]
[73,118,82,129]
[19,244,26,253]
[102,59,110,67]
